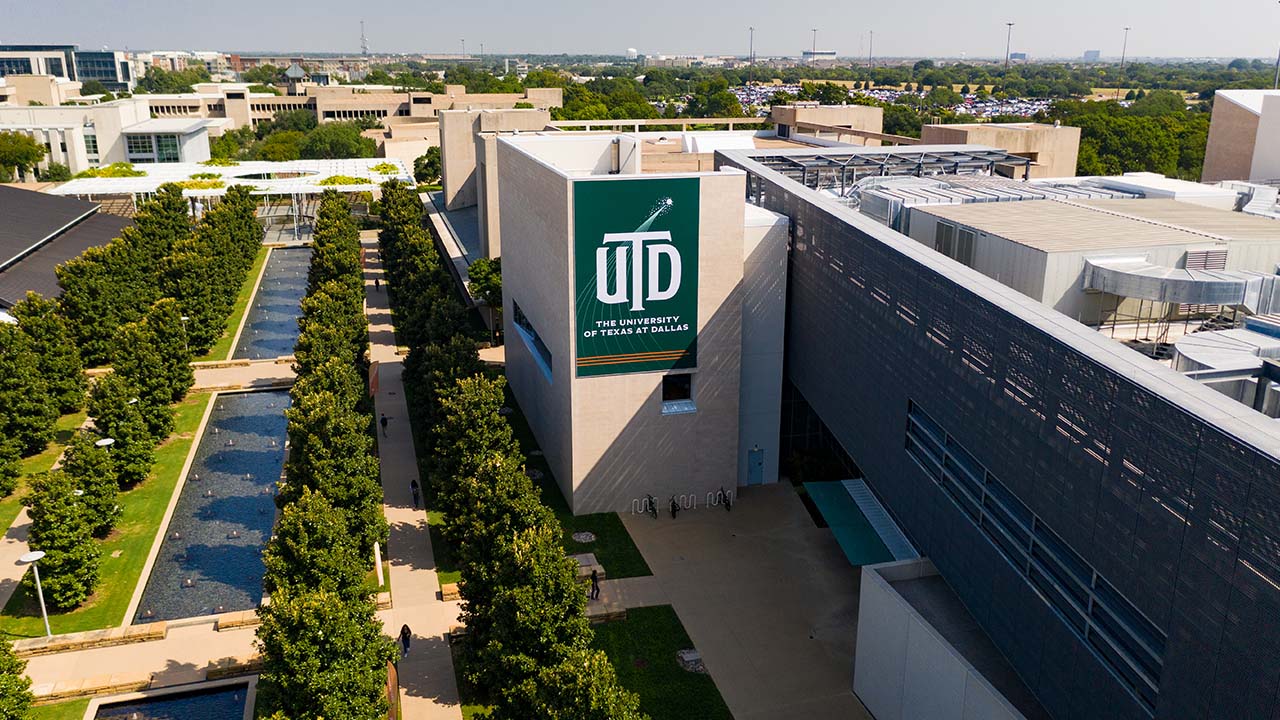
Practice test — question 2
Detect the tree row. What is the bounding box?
[378,180,645,719]
[254,189,394,720]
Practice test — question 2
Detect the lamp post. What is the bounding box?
[1004,22,1015,72]
[461,39,466,58]
[868,30,874,69]
[19,551,50,637]
[1118,26,1132,99]
[811,28,818,65]
[748,27,755,85]
[1274,4,1280,89]
[180,315,190,353]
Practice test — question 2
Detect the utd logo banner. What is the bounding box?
[573,177,699,377]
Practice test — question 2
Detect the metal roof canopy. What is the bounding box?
[48,158,415,198]
[750,145,1033,195]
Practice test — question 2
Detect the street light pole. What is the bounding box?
[811,28,818,65]
[180,315,190,353]
[19,551,50,637]
[1274,46,1280,90]
[1004,22,1015,73]
[461,39,466,58]
[1274,1,1280,88]
[868,30,874,69]
[749,27,755,85]
[1118,27,1132,99]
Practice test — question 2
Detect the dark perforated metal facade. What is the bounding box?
[718,149,1280,720]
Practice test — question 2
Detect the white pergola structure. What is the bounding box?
[50,158,414,239]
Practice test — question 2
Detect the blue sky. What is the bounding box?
[4,0,1277,59]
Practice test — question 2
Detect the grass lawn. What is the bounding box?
[591,605,732,720]
[425,509,461,587]
[502,385,651,579]
[29,699,90,720]
[365,560,392,594]
[196,245,271,362]
[448,640,494,719]
[0,393,212,638]
[0,412,88,533]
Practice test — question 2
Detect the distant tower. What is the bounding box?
[360,20,370,57]
[626,47,638,60]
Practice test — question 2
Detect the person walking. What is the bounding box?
[374,277,381,291]
[380,413,389,437]
[410,478,421,509]
[590,569,601,601]
[399,624,412,657]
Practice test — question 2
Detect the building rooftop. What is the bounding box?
[1077,198,1280,241]
[1216,88,1280,116]
[917,198,1280,253]
[0,185,98,271]
[122,118,217,135]
[928,122,1060,132]
[50,158,413,197]
[0,213,132,307]
[748,144,1036,189]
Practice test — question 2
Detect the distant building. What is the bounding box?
[229,54,371,81]
[919,122,1081,178]
[0,96,219,174]
[771,104,886,144]
[1009,51,1028,62]
[0,44,133,91]
[0,74,86,106]
[1083,50,1101,62]
[139,51,234,81]
[642,55,694,68]
[626,48,639,60]
[802,49,838,67]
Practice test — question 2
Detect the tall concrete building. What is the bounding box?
[496,133,787,514]
[1202,89,1280,182]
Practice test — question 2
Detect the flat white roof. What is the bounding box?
[1216,88,1280,116]
[123,118,215,135]
[1092,172,1241,199]
[50,158,414,197]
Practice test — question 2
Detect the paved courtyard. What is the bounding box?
[617,483,872,720]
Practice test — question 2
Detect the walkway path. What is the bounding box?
[191,360,295,392]
[363,233,465,719]
[14,242,463,715]
[0,511,33,612]
[0,416,94,610]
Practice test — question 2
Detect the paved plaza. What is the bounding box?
[612,484,872,720]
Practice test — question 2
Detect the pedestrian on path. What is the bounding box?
[410,478,421,509]
[399,624,412,656]
[590,569,600,601]
[375,277,381,291]
[380,413,389,437]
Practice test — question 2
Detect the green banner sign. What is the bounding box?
[573,177,699,377]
